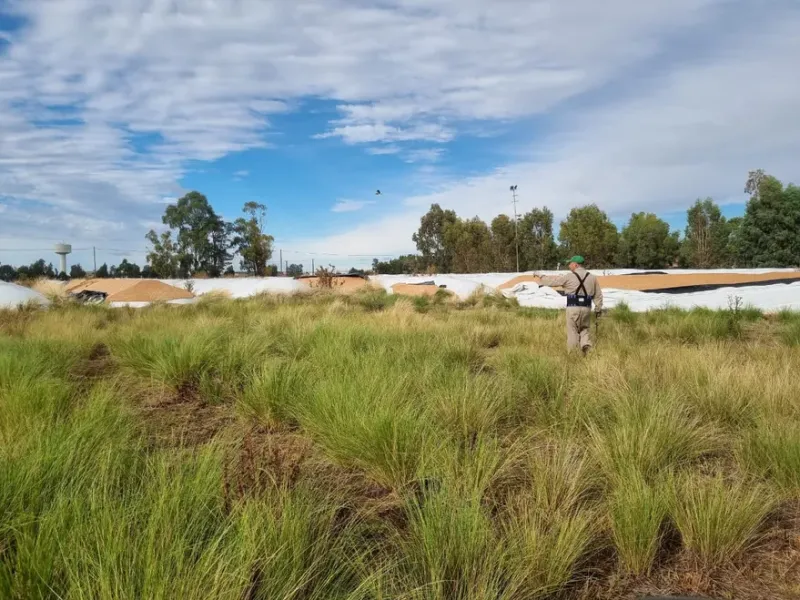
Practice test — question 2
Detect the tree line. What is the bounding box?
[2,170,796,281]
[0,258,168,283]
[374,170,799,274]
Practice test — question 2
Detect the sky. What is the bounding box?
[1,0,799,272]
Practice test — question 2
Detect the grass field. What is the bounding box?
[2,289,800,599]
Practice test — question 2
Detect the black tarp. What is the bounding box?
[641,276,800,294]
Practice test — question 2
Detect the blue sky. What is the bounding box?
[1,0,799,272]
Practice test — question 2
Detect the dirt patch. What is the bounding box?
[137,384,233,447]
[306,451,402,524]
[224,428,313,503]
[71,343,114,384]
[500,271,800,293]
[221,426,402,523]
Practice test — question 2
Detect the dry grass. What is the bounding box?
[30,277,71,301]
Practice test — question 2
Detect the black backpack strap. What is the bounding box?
[566,272,593,308]
[574,272,589,297]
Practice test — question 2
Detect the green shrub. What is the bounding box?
[349,288,398,312]
[609,302,637,324]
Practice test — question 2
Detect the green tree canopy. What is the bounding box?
[69,264,87,279]
[16,259,56,280]
[412,204,458,273]
[738,174,800,267]
[558,205,619,267]
[0,264,16,282]
[680,198,732,268]
[163,191,231,277]
[111,259,141,278]
[444,217,493,273]
[286,263,304,277]
[519,208,558,271]
[145,230,180,278]
[490,214,517,272]
[725,216,743,266]
[231,202,274,276]
[372,255,420,275]
[617,212,680,269]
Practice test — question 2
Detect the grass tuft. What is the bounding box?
[669,472,778,568]
[738,419,800,495]
[589,391,720,481]
[502,494,598,599]
[608,470,668,576]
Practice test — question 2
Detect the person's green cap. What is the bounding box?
[569,256,585,264]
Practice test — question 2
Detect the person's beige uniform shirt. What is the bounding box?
[539,267,603,352]
[538,267,603,311]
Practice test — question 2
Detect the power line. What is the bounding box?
[0,247,93,252]
[1,245,407,259]
[279,249,401,258]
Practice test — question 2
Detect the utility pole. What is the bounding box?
[279,249,283,275]
[510,185,520,273]
[312,258,315,274]
[93,246,97,274]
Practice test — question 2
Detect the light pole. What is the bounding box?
[510,185,520,273]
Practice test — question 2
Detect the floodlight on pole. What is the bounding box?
[510,185,520,273]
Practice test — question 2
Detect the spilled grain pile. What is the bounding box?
[67,278,195,303]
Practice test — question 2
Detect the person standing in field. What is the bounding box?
[537,256,603,355]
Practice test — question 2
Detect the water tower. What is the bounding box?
[54,243,72,275]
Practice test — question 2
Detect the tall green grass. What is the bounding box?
[2,296,799,598]
[236,359,309,429]
[669,472,778,568]
[607,470,668,576]
[589,390,720,481]
[502,496,597,599]
[738,419,800,495]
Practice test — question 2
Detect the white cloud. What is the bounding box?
[331,199,376,213]
[0,0,798,265]
[404,148,445,164]
[286,7,800,262]
[234,170,249,178]
[315,123,453,144]
[366,145,401,156]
